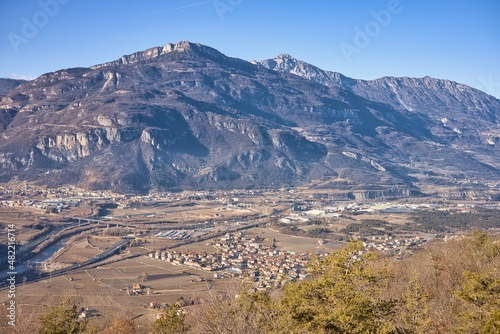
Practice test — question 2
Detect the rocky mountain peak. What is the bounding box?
[261,53,300,71]
[260,54,500,121]
[260,54,349,88]
[162,40,195,52]
[274,53,298,63]
[90,40,225,70]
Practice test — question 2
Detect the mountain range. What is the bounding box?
[1,41,499,198]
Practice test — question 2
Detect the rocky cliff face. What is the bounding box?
[260,55,500,149]
[0,42,498,194]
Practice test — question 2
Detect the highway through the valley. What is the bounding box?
[0,217,129,287]
[0,214,269,288]
[0,238,129,288]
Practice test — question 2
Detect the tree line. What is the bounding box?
[406,209,500,233]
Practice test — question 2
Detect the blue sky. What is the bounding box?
[1,0,499,98]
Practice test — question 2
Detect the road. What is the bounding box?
[0,220,97,280]
[1,214,269,287]
[0,238,129,287]
[16,220,93,261]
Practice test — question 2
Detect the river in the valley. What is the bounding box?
[17,235,73,275]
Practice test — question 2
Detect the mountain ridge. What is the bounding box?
[259,53,499,115]
[0,41,498,196]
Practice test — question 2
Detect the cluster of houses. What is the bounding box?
[363,235,428,254]
[0,184,116,199]
[149,232,318,288]
[0,198,80,212]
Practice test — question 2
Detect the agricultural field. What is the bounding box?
[0,255,236,330]
[246,227,346,253]
[0,207,52,244]
[2,184,498,333]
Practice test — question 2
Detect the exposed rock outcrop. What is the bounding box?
[0,42,498,194]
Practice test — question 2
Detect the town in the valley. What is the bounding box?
[0,183,499,327]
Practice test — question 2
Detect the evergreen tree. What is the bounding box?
[276,241,395,333]
[150,304,188,334]
[38,298,95,334]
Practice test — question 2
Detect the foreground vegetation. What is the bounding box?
[21,231,500,333]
